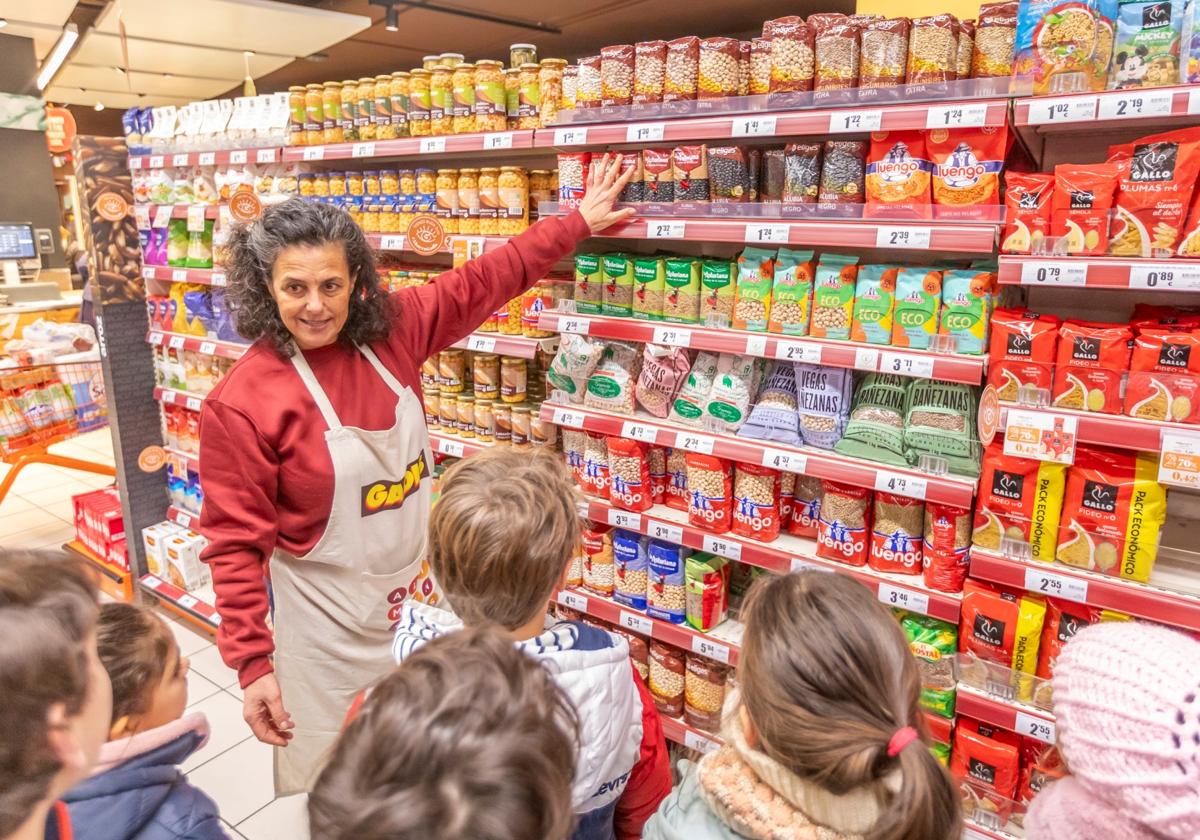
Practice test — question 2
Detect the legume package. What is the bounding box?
[850,264,900,345]
[738,40,752,96]
[608,437,653,512]
[585,340,642,414]
[647,540,688,623]
[602,253,635,317]
[634,40,667,105]
[633,255,666,321]
[581,432,611,499]
[789,474,823,537]
[891,268,942,350]
[687,453,734,533]
[665,447,689,511]
[739,360,802,446]
[664,36,700,102]
[764,16,816,93]
[617,152,645,203]
[870,492,924,574]
[904,379,982,477]
[699,36,741,99]
[663,257,701,324]
[810,253,860,340]
[928,127,1007,215]
[547,333,606,403]
[814,21,862,90]
[673,145,710,203]
[987,307,1062,401]
[973,1,1019,78]
[750,37,772,94]
[733,247,775,332]
[685,553,730,632]
[908,14,961,83]
[795,363,853,449]
[783,143,822,206]
[582,523,615,595]
[643,148,675,203]
[1051,320,1133,414]
[972,443,1066,562]
[923,502,972,592]
[817,480,873,566]
[670,351,720,426]
[957,20,976,78]
[708,146,751,203]
[649,640,685,715]
[562,428,587,485]
[865,131,934,219]
[1110,0,1183,89]
[700,259,736,324]
[817,140,867,214]
[733,463,783,542]
[1107,128,1200,257]
[601,44,635,106]
[1056,448,1166,581]
[939,269,995,356]
[574,253,603,314]
[860,18,911,88]
[835,373,911,467]
[648,446,668,504]
[768,248,816,335]
[1126,327,1200,423]
[1001,172,1055,254]
[778,471,796,533]
[685,654,730,732]
[705,353,764,433]
[636,344,692,419]
[960,578,1047,678]
[901,613,958,717]
[613,529,649,609]
[1051,162,1121,255]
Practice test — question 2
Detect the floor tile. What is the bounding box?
[2,519,76,549]
[3,465,90,493]
[0,494,37,516]
[220,821,247,840]
[189,643,240,690]
[186,668,222,708]
[166,616,216,658]
[181,690,251,773]
[238,793,308,840]
[0,507,66,536]
[187,735,275,824]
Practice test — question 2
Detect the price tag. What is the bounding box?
[149,155,165,168]
[168,335,186,350]
[149,332,164,346]
[351,142,376,158]
[152,205,173,228]
[551,407,586,428]
[1027,95,1097,124]
[761,448,807,474]
[558,316,590,334]
[198,341,216,355]
[134,205,151,228]
[674,432,715,454]
[171,268,188,282]
[254,148,276,163]
[744,335,767,356]
[1016,711,1057,744]
[438,437,466,458]
[484,131,514,150]
[873,472,928,500]
[419,136,447,154]
[466,334,496,352]
[620,610,654,635]
[1023,566,1089,603]
[621,421,659,443]
[646,220,686,239]
[559,590,589,611]
[1097,89,1174,121]
[854,347,880,371]
[210,271,226,286]
[1004,408,1078,465]
[1128,264,1200,291]
[773,340,821,364]
[186,205,206,233]
[625,122,665,142]
[198,152,216,166]
[1191,89,1200,115]
[877,583,930,614]
[731,115,777,137]
[379,235,406,250]
[684,729,722,754]
[879,352,935,379]
[129,157,143,170]
[301,146,324,161]
[1159,430,1200,489]
[652,325,691,346]
[649,520,684,544]
[143,265,160,280]
[173,510,192,528]
[702,534,742,561]
[608,509,642,530]
[1019,260,1089,287]
[829,109,882,133]
[925,103,989,129]
[790,557,834,573]
[185,396,202,412]
[143,575,162,590]
[176,593,199,610]
[691,635,731,664]
[745,223,789,244]
[875,226,931,250]
[229,150,248,164]
[553,127,588,145]
[172,153,190,167]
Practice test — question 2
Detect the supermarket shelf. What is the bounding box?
[961,819,1021,840]
[280,130,537,163]
[539,310,986,385]
[582,497,963,623]
[154,386,206,412]
[428,430,493,459]
[165,447,200,472]
[364,232,512,255]
[146,330,249,360]
[955,683,1056,744]
[1015,85,1200,131]
[166,505,200,530]
[535,99,1010,148]
[129,147,282,169]
[140,574,219,634]
[998,255,1200,291]
[65,540,133,603]
[448,331,556,359]
[659,716,723,755]
[999,401,1178,453]
[544,402,977,507]
[139,204,221,220]
[969,547,1200,632]
[144,264,227,286]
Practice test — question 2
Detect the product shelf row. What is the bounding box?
[143,265,227,286]
[997,401,1185,454]
[997,255,1200,291]
[140,573,220,633]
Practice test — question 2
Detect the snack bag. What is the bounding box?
[1050,163,1121,255]
[1126,327,1200,423]
[923,502,972,593]
[849,264,899,345]
[864,131,933,219]
[1107,130,1200,257]
[1001,172,1055,254]
[959,579,1047,677]
[732,463,782,542]
[1056,448,1166,582]
[988,308,1062,401]
[733,247,775,332]
[891,268,942,350]
[869,492,924,575]
[1051,320,1133,414]
[686,452,734,533]
[809,253,860,340]
[607,437,653,513]
[973,443,1066,562]
[835,373,910,467]
[816,480,872,566]
[663,257,702,324]
[927,127,1007,217]
[1014,0,1104,95]
[767,248,816,336]
[633,256,666,321]
[602,253,636,317]
[902,613,958,717]
[1110,0,1183,88]
[700,259,736,325]
[939,269,995,355]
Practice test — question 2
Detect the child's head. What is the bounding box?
[309,624,579,840]
[428,447,580,630]
[96,602,189,739]
[0,550,110,837]
[738,571,960,840]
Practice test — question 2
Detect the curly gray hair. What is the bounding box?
[223,198,391,355]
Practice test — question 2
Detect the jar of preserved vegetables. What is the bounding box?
[380,169,400,195]
[416,168,436,194]
[323,82,343,144]
[430,65,452,135]
[528,169,552,220]
[440,52,465,68]
[389,72,410,137]
[498,166,529,235]
[457,168,480,234]
[304,84,324,145]
[374,75,395,140]
[356,77,376,141]
[510,43,537,68]
[407,69,432,136]
[538,59,567,126]
[422,55,441,70]
[504,68,521,129]
[399,169,417,195]
[473,60,506,132]
[517,63,541,129]
[451,63,476,134]
[347,171,365,196]
[328,171,347,197]
[287,86,306,145]
[436,169,460,234]
[478,168,500,235]
[501,357,528,403]
[363,170,381,196]
[311,172,330,197]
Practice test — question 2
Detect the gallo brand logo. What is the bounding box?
[972,614,1006,648]
[361,452,430,516]
[1082,479,1117,514]
[1160,341,1191,368]
[991,469,1024,501]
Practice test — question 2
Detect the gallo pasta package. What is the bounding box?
[1001,172,1055,254]
[988,308,1062,400]
[959,578,1047,677]
[1110,0,1183,89]
[1014,0,1106,95]
[1107,129,1200,257]
[1126,328,1200,423]
[973,443,1066,562]
[865,131,933,219]
[927,126,1007,216]
[1050,163,1121,255]
[1051,320,1133,414]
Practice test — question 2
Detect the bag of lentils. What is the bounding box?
[904,379,981,477]
[795,363,853,449]
[869,492,925,575]
[835,373,911,467]
[705,353,764,433]
[789,474,823,538]
[817,480,873,566]
[739,361,802,447]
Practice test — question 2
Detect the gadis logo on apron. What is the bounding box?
[360,451,429,516]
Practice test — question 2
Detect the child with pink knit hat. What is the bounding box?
[1025,621,1200,839]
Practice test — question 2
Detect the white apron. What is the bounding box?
[271,344,439,795]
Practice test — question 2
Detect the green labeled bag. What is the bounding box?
[768,248,816,336]
[700,259,736,325]
[809,253,860,341]
[901,612,958,718]
[834,373,911,467]
[633,256,666,321]
[663,257,702,324]
[575,253,603,315]
[602,253,635,317]
[903,379,981,478]
[733,247,775,332]
[850,264,899,345]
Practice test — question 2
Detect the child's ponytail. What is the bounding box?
[870,726,961,840]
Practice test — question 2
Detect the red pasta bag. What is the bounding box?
[987,307,1062,402]
[816,480,872,566]
[607,436,653,513]
[952,716,1021,819]
[1001,171,1054,254]
[1017,744,1066,805]
[732,463,782,542]
[1125,328,1200,425]
[868,493,923,575]
[1051,320,1133,415]
[922,502,971,593]
[1107,127,1200,258]
[1035,598,1122,681]
[686,452,733,533]
[1050,163,1121,256]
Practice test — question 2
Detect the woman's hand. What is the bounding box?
[578,154,638,233]
[243,672,295,747]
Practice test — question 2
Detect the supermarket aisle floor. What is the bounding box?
[0,429,309,839]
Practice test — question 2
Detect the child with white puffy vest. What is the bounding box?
[391,447,672,840]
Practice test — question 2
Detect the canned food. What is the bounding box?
[288,86,306,145]
[538,58,568,125]
[408,69,432,136]
[389,72,410,137]
[531,410,557,447]
[436,169,460,234]
[451,63,477,134]
[430,65,453,135]
[422,55,442,70]
[440,52,465,68]
[323,82,343,143]
[478,167,500,235]
[474,60,507,132]
[498,166,529,235]
[340,81,358,142]
[304,84,324,145]
[517,63,541,129]
[424,387,440,427]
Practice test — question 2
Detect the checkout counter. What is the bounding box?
[0,221,81,340]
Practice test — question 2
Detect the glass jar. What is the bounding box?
[361,200,381,233]
[563,65,578,110]
[389,72,410,137]
[517,63,541,129]
[440,52,465,68]
[435,168,460,234]
[423,387,440,428]
[498,166,529,235]
[501,357,528,403]
[304,84,324,146]
[347,171,365,196]
[478,167,500,235]
[538,58,567,125]
[311,172,329,197]
[380,169,400,195]
[511,406,532,448]
[399,169,417,195]
[328,171,347,197]
[438,348,466,393]
[457,395,475,439]
[363,170,381,195]
[422,55,441,71]
[287,86,306,145]
[504,68,521,129]
[531,410,557,447]
[451,63,477,134]
[438,393,458,432]
[510,43,538,69]
[323,82,343,144]
[407,69,432,136]
[493,404,512,445]
[529,169,552,220]
[356,77,377,141]
[475,400,495,441]
[498,295,523,335]
[339,81,358,143]
[430,65,453,135]
[473,353,500,399]
[374,75,396,140]
[521,280,555,337]
[473,60,507,132]
[416,168,436,194]
[457,168,480,234]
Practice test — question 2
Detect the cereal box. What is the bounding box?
[809,253,860,340]
[891,268,942,349]
[767,248,816,336]
[602,253,635,317]
[850,264,899,345]
[700,259,735,325]
[938,268,996,355]
[663,257,701,324]
[733,247,775,332]
[574,253,603,314]
[633,256,665,321]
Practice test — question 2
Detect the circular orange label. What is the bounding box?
[407,214,447,256]
[96,192,128,222]
[229,191,262,222]
[138,445,168,472]
[978,384,1000,447]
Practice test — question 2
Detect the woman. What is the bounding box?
[199,155,633,794]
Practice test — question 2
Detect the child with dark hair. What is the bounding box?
[62,603,227,840]
[310,624,580,840]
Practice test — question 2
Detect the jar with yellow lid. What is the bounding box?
[380,169,400,195]
[312,172,330,197]
[416,168,436,194]
[389,72,410,137]
[430,65,452,135]
[538,59,567,125]
[499,295,523,335]
[422,55,442,71]
[473,60,507,132]
[457,168,480,234]
[373,75,395,140]
[451,63,477,134]
[478,167,500,235]
[498,167,529,235]
[435,169,460,234]
[529,169,552,220]
[323,82,343,144]
[440,52,465,68]
[304,84,324,145]
[407,69,432,136]
[517,63,541,129]
[356,77,377,141]
[328,171,347,197]
[346,171,364,196]
[399,169,417,196]
[363,170,381,196]
[510,43,538,69]
[504,68,521,129]
[287,86,306,145]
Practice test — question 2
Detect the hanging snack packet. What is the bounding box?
[1110,0,1183,89]
[907,14,961,83]
[663,257,702,324]
[789,474,823,537]
[939,269,995,356]
[904,379,982,477]
[705,353,763,433]
[809,253,860,340]
[901,613,958,718]
[795,363,853,450]
[670,351,720,426]
[1050,163,1121,256]
[1001,172,1055,254]
[700,259,736,325]
[1056,448,1166,582]
[891,267,942,349]
[869,492,925,575]
[636,344,692,418]
[923,502,972,593]
[738,361,802,446]
[927,127,1007,216]
[612,530,650,610]
[585,340,642,415]
[1051,320,1133,414]
[733,247,775,332]
[1107,130,1200,257]
[850,264,900,345]
[1125,327,1200,423]
[972,442,1066,562]
[686,452,734,533]
[665,447,689,510]
[643,148,675,202]
[816,480,873,566]
[732,463,783,542]
[835,373,910,467]
[860,18,911,88]
[547,333,606,403]
[633,255,666,321]
[987,308,1062,401]
[768,248,816,335]
[865,131,934,219]
[575,253,604,314]
[607,437,653,513]
[602,253,636,317]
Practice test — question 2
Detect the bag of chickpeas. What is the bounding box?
[607,436,653,513]
[686,452,734,533]
[733,247,775,332]
[732,463,783,542]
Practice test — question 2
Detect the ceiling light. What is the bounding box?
[164,73,173,79]
[94,102,104,111]
[386,6,399,30]
[37,23,80,90]
[243,50,255,58]
[0,18,8,28]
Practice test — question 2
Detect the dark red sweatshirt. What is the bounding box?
[198,211,590,687]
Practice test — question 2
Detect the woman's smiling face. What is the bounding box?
[269,242,354,350]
